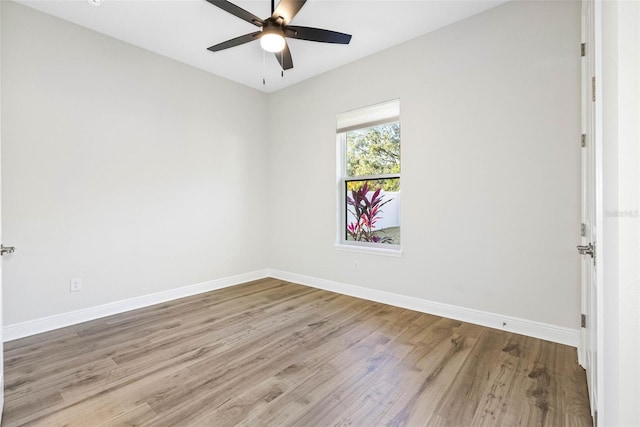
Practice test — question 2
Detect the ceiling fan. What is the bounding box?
[205,0,352,71]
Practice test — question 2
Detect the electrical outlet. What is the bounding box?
[230,255,237,264]
[70,277,82,292]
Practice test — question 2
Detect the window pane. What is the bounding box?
[346,122,400,177]
[345,178,400,245]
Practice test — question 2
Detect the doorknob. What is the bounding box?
[1,244,16,256]
[577,242,594,258]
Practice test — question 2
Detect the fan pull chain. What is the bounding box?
[262,50,266,86]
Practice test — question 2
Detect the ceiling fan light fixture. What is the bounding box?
[260,29,285,53]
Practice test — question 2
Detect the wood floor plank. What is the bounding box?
[426,328,508,426]
[2,279,592,427]
[381,323,483,426]
[145,301,390,425]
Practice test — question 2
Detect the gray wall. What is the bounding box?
[267,0,581,329]
[1,2,269,324]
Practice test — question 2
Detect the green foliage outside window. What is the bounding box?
[346,122,400,191]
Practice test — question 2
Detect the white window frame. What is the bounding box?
[335,100,402,257]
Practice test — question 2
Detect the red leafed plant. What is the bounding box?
[346,182,393,243]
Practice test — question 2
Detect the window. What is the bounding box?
[336,100,401,252]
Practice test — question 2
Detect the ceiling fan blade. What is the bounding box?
[272,0,307,25]
[205,0,264,27]
[275,41,293,70]
[207,31,261,52]
[285,26,352,44]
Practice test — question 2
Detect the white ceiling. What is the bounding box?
[15,0,509,93]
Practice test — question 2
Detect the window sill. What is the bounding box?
[334,243,403,258]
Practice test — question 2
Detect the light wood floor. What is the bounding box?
[3,278,592,426]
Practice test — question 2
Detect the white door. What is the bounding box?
[579,0,602,422]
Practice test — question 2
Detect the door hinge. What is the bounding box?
[581,43,586,57]
[592,76,596,102]
[581,223,586,237]
[581,134,586,147]
[581,313,586,328]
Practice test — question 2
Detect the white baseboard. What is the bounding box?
[4,268,579,348]
[268,269,580,348]
[3,270,269,342]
